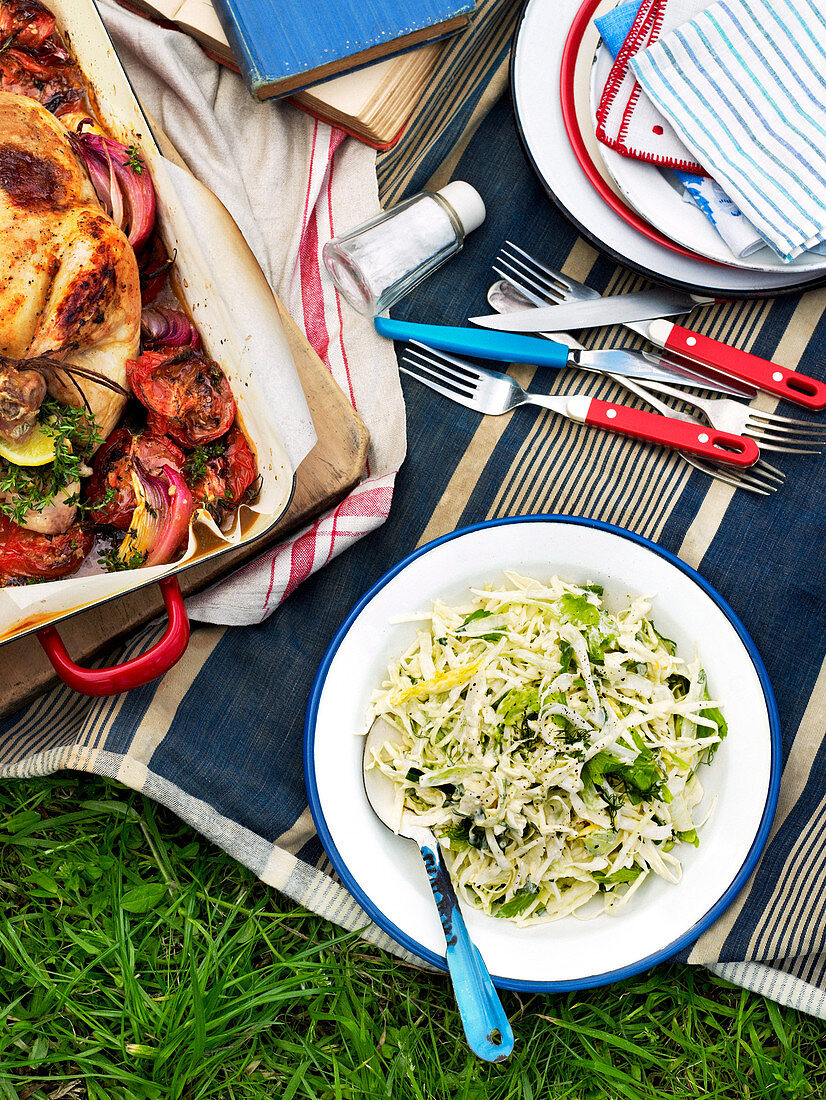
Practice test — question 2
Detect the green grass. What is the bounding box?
[0,774,823,1099]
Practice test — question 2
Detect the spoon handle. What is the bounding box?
[419,841,514,1062]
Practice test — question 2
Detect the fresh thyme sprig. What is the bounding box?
[124,145,145,175]
[0,400,102,525]
[183,441,226,484]
[97,544,148,573]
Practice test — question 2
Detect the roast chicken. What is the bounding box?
[0,89,141,531]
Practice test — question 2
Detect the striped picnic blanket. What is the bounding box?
[3,0,826,1018]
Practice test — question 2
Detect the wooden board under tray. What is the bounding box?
[0,302,369,716]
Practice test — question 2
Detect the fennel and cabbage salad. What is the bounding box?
[363,573,727,926]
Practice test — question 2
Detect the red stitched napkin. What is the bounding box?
[595,0,704,173]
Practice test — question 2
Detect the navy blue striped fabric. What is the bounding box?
[2,84,826,992]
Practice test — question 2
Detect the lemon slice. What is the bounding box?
[0,426,56,467]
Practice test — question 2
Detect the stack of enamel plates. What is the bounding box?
[512,0,826,297]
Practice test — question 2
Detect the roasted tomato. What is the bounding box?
[224,427,257,505]
[127,349,236,448]
[0,514,92,583]
[0,1,82,111]
[186,426,258,520]
[0,0,56,49]
[85,427,185,530]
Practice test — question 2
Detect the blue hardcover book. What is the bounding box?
[209,0,475,100]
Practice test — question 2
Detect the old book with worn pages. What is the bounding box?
[120,0,463,147]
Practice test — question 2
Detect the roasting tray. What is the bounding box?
[0,0,315,692]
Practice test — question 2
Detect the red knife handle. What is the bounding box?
[36,576,190,696]
[585,398,760,467]
[662,323,826,411]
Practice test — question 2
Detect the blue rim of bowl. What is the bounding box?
[303,514,782,992]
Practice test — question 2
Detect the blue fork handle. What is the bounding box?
[419,842,514,1062]
[375,316,570,369]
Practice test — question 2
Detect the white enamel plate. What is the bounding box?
[305,517,781,990]
[511,0,826,296]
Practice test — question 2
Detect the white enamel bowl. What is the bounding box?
[305,516,781,990]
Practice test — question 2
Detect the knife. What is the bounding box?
[467,289,714,332]
[373,316,716,380]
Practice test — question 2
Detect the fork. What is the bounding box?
[400,343,759,467]
[613,378,824,454]
[490,246,825,457]
[486,277,784,495]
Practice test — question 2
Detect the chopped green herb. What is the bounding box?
[559,592,599,626]
[558,639,574,673]
[98,545,148,573]
[592,865,644,886]
[497,687,540,726]
[124,145,145,174]
[183,441,226,484]
[495,883,539,918]
[0,401,102,526]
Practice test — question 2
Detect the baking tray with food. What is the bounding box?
[0,0,315,693]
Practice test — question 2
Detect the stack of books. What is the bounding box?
[120,0,475,148]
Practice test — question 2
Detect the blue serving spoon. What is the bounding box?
[363,717,514,1063]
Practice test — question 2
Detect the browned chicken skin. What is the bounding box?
[0,89,141,531]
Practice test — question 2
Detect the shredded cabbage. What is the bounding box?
[363,572,727,925]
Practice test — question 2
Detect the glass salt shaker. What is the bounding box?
[322,181,486,316]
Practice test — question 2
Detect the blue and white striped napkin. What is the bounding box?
[595,0,766,258]
[632,0,826,262]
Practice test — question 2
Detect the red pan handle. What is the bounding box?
[36,575,190,696]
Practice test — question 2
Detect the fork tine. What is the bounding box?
[744,463,785,489]
[690,459,774,495]
[502,241,579,293]
[492,262,565,304]
[744,424,822,447]
[716,460,783,493]
[747,426,822,448]
[498,251,571,302]
[748,409,824,428]
[499,250,579,301]
[746,415,825,437]
[747,424,826,443]
[406,341,484,384]
[752,461,785,484]
[754,456,784,478]
[401,352,476,395]
[400,360,477,404]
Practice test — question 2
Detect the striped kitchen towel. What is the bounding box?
[632,0,826,262]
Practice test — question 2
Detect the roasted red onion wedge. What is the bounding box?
[141,307,201,349]
[116,460,194,568]
[86,428,186,530]
[69,124,156,249]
